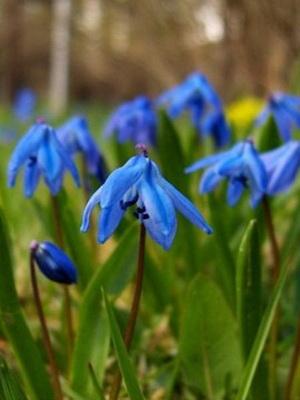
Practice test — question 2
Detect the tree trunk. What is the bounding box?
[48,0,72,116]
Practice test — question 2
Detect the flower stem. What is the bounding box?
[109,224,146,400]
[262,196,280,400]
[80,155,98,261]
[30,252,63,400]
[284,315,300,400]
[50,195,74,354]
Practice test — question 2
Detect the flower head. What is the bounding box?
[261,141,300,195]
[30,240,77,284]
[185,140,268,207]
[255,92,300,141]
[13,88,37,122]
[104,96,157,145]
[157,72,230,146]
[7,119,80,197]
[81,145,212,250]
[57,115,106,183]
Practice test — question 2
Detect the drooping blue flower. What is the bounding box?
[81,145,212,250]
[13,88,37,122]
[30,240,77,284]
[104,96,157,145]
[57,115,106,183]
[157,71,230,146]
[185,140,268,207]
[8,119,80,197]
[199,110,231,148]
[260,141,300,195]
[255,92,300,141]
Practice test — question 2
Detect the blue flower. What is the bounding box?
[31,240,77,284]
[185,140,268,207]
[81,145,212,250]
[8,119,80,197]
[261,141,300,194]
[13,88,37,122]
[57,115,106,183]
[157,71,230,146]
[199,110,231,148]
[104,96,157,145]
[255,92,300,141]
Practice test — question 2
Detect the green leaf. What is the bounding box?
[55,190,93,290]
[0,208,54,400]
[0,355,28,400]
[237,220,262,357]
[256,116,281,153]
[103,290,145,400]
[236,220,268,398]
[179,274,242,399]
[235,257,291,400]
[88,364,105,400]
[157,109,188,193]
[71,224,137,396]
[157,110,199,273]
[208,193,236,309]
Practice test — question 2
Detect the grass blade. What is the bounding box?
[103,290,145,400]
[235,256,291,400]
[0,207,54,400]
[71,224,137,396]
[236,220,268,398]
[0,355,28,400]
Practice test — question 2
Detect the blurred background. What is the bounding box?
[1,0,300,114]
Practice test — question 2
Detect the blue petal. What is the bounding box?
[45,172,64,195]
[159,177,213,234]
[217,156,244,176]
[267,141,300,194]
[255,106,270,127]
[138,165,177,249]
[185,142,243,173]
[37,130,63,182]
[24,160,40,197]
[143,215,177,250]
[100,155,148,207]
[200,168,223,193]
[98,203,125,243]
[261,145,288,174]
[51,131,80,186]
[185,151,230,173]
[227,179,244,206]
[81,186,103,232]
[250,189,264,208]
[243,142,268,192]
[7,123,45,187]
[273,108,292,141]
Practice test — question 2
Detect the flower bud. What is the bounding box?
[30,241,77,284]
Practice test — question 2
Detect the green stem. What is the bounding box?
[262,196,280,400]
[80,155,98,261]
[109,224,146,400]
[284,316,300,400]
[50,195,74,354]
[30,252,63,400]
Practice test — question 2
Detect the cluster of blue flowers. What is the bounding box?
[104,72,230,147]
[186,92,300,207]
[7,74,300,282]
[8,115,106,197]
